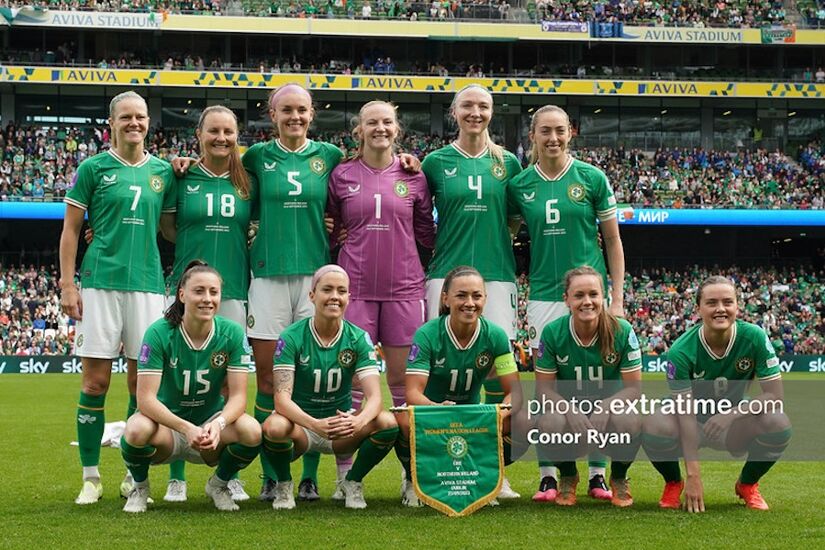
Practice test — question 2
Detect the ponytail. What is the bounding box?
[563,266,618,360]
[164,260,222,327]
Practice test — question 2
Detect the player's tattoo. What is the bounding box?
[273,369,294,396]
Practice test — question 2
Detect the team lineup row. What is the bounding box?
[58,83,789,514]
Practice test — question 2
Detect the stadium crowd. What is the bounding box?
[1,262,821,358]
[2,123,823,209]
[0,0,797,26]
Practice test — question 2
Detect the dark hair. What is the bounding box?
[164,260,222,327]
[197,106,250,200]
[563,265,618,361]
[696,275,737,306]
[438,265,484,316]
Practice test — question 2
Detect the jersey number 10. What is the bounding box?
[313,368,342,393]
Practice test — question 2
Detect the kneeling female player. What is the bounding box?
[120,261,261,512]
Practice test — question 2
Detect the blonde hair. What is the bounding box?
[197,105,250,200]
[528,105,571,165]
[450,84,504,165]
[108,91,147,149]
[350,100,403,159]
[563,265,618,361]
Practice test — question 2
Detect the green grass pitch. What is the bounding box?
[1,373,823,549]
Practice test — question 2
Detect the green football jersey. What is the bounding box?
[273,318,379,419]
[507,158,617,301]
[536,314,642,398]
[168,165,253,301]
[667,320,781,404]
[407,316,515,404]
[65,150,176,293]
[137,316,250,425]
[421,144,522,282]
[242,139,344,277]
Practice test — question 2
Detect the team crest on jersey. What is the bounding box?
[394,180,410,198]
[491,162,506,180]
[604,351,619,366]
[446,436,469,459]
[76,334,84,348]
[309,156,326,175]
[475,351,493,370]
[211,351,228,369]
[247,315,255,329]
[149,175,164,193]
[529,326,537,340]
[567,183,586,202]
[338,349,356,369]
[736,357,754,373]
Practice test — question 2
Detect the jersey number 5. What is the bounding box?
[287,171,302,196]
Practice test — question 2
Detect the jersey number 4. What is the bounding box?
[468,176,482,200]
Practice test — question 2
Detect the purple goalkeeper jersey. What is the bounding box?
[328,157,435,301]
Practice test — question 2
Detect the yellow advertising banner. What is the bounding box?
[3,66,824,99]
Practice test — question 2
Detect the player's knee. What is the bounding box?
[123,413,156,445]
[236,414,263,446]
[81,377,110,396]
[612,413,642,435]
[758,411,791,434]
[642,412,677,438]
[538,412,566,434]
[263,414,292,440]
[374,410,398,431]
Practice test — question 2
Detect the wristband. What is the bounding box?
[216,416,226,431]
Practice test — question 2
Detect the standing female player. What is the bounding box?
[60,91,176,505]
[238,84,420,501]
[642,276,791,512]
[534,266,642,507]
[507,105,626,502]
[261,265,399,510]
[161,105,254,503]
[328,99,435,418]
[421,84,523,498]
[120,261,261,513]
[396,266,520,507]
[240,83,345,500]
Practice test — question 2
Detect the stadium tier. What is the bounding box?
[1,263,822,358]
[0,0,808,26]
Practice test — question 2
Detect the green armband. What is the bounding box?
[494,353,518,377]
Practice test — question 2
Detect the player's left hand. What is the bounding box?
[171,156,197,176]
[608,300,625,318]
[198,421,221,451]
[399,153,421,173]
[324,215,335,234]
[84,228,94,245]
